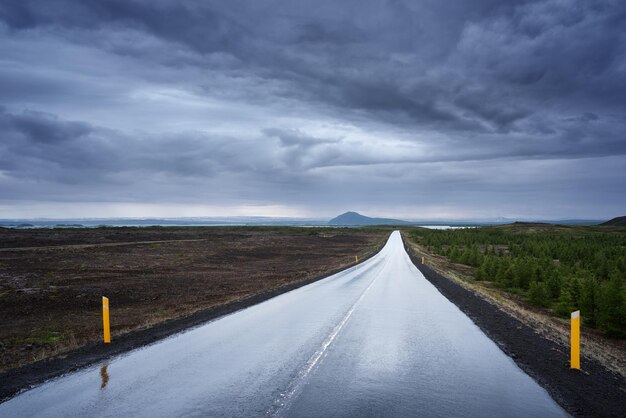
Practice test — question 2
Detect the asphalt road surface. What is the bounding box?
[0,231,566,417]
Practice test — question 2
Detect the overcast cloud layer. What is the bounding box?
[0,0,625,219]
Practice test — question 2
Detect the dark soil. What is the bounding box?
[402,233,626,418]
[0,227,387,400]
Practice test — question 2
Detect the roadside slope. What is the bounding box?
[402,232,626,418]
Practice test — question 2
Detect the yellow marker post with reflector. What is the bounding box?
[421,256,425,265]
[571,310,580,369]
[355,255,359,270]
[102,296,111,344]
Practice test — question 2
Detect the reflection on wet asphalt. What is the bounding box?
[0,232,566,417]
[100,364,109,390]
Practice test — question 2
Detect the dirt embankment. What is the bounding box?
[402,232,626,418]
[0,227,388,400]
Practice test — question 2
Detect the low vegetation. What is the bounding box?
[409,223,626,337]
[0,226,387,371]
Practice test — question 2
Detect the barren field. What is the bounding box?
[0,227,387,372]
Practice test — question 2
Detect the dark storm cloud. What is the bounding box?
[4,108,91,143]
[2,0,624,129]
[0,0,625,218]
[0,107,317,199]
[1,107,123,184]
[1,107,228,181]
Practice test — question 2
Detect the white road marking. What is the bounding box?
[267,255,390,417]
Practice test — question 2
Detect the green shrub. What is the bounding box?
[409,226,626,337]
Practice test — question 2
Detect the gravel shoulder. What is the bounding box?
[402,232,626,418]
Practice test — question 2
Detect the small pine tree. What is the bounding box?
[568,277,582,308]
[598,271,626,337]
[556,288,574,316]
[581,278,599,327]
[528,281,549,307]
[459,248,466,263]
[546,271,562,299]
[514,258,533,290]
[449,246,460,263]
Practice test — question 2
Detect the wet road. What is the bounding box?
[0,231,565,417]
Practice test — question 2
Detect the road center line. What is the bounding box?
[267,253,390,417]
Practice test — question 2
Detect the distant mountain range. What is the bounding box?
[0,213,614,228]
[328,211,410,226]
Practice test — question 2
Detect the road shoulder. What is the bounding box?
[401,232,626,418]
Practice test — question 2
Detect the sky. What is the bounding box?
[0,0,624,220]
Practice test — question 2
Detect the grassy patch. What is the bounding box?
[22,328,63,345]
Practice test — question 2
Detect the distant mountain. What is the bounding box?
[328,211,409,226]
[601,216,626,226]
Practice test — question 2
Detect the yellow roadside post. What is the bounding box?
[571,310,580,369]
[421,256,425,265]
[102,296,111,344]
[355,255,359,270]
